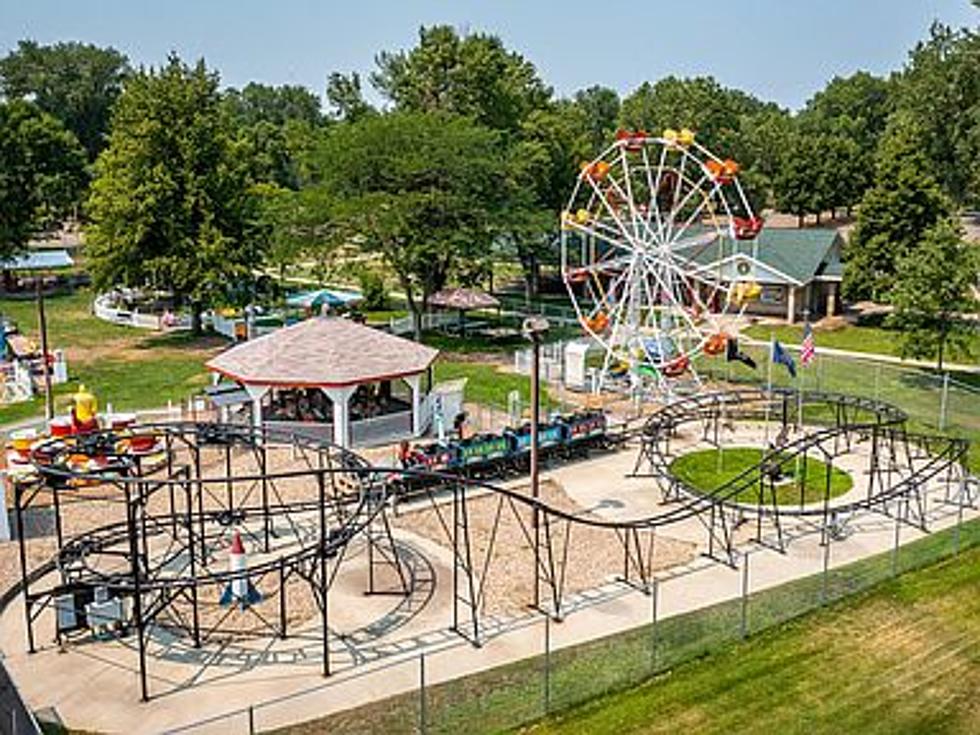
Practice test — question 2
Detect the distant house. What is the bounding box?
[686,228,844,323]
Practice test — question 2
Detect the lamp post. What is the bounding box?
[35,272,54,421]
[522,315,549,611]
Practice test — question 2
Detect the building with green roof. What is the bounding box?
[684,227,843,323]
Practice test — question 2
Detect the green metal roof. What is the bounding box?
[684,228,842,284]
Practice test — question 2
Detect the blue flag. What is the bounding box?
[772,340,797,378]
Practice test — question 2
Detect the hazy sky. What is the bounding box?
[1,1,977,110]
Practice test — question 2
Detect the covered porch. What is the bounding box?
[206,317,439,448]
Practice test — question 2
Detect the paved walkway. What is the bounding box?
[1,428,975,733]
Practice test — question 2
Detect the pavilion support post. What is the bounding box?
[322,386,355,448]
[406,374,423,436]
[786,286,797,324]
[243,384,270,432]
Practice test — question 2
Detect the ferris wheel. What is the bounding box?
[560,128,763,395]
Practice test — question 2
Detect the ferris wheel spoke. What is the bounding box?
[640,145,665,242]
[667,178,725,249]
[582,164,661,255]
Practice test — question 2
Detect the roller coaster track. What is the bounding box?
[6,390,973,701]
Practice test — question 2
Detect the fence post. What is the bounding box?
[419,653,427,735]
[938,372,950,431]
[891,512,901,577]
[650,578,659,672]
[821,535,831,605]
[543,613,551,715]
[740,552,749,639]
[248,705,255,734]
[954,494,964,556]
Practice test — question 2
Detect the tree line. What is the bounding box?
[0,22,977,357]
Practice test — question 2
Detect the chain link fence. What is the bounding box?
[167,513,980,735]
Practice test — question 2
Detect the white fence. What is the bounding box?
[387,312,458,336]
[513,341,567,383]
[93,293,191,331]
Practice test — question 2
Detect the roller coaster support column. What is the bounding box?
[523,316,550,613]
[13,483,34,654]
[317,469,330,676]
[124,483,149,701]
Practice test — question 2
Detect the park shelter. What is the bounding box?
[428,287,500,335]
[206,317,438,447]
[685,228,843,323]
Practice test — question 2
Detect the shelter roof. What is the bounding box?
[206,317,439,388]
[428,288,500,310]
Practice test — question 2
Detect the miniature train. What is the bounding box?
[394,410,609,490]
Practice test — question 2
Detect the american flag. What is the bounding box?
[800,322,816,366]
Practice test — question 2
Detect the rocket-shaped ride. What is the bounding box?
[219,530,263,609]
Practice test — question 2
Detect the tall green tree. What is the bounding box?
[85,55,261,333]
[772,131,824,227]
[506,101,591,298]
[0,100,87,257]
[222,82,322,128]
[572,85,620,156]
[798,71,891,215]
[892,23,980,206]
[326,72,374,122]
[307,111,507,340]
[371,25,551,134]
[886,219,978,369]
[0,40,129,160]
[843,113,952,302]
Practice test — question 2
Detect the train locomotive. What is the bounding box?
[394,410,608,491]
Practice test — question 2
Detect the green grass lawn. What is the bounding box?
[669,447,853,505]
[0,290,219,426]
[743,323,980,365]
[434,360,556,411]
[525,543,980,735]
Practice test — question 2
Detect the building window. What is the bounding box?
[759,285,785,305]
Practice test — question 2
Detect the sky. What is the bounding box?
[1,1,977,111]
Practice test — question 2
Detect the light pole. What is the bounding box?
[522,315,549,611]
[35,271,54,421]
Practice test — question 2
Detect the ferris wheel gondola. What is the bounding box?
[560,128,763,395]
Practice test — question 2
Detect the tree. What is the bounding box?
[307,112,507,340]
[507,102,591,298]
[222,82,322,128]
[772,131,823,227]
[0,40,129,160]
[85,55,261,334]
[326,72,373,122]
[371,25,551,134]
[886,220,978,369]
[619,76,769,157]
[572,85,620,156]
[843,113,952,302]
[893,23,980,205]
[798,72,891,215]
[0,100,87,257]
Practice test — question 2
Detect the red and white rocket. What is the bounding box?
[219,530,263,609]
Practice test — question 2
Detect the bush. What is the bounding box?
[358,270,389,311]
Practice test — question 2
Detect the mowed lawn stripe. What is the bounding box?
[524,546,980,735]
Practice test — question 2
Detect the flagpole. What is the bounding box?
[797,313,808,431]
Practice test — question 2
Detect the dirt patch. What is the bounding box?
[394,478,696,617]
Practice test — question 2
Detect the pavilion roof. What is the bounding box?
[429,287,500,311]
[206,317,439,388]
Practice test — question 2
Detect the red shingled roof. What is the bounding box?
[428,288,500,310]
[206,317,439,388]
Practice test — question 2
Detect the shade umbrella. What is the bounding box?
[428,288,500,336]
[286,288,363,311]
